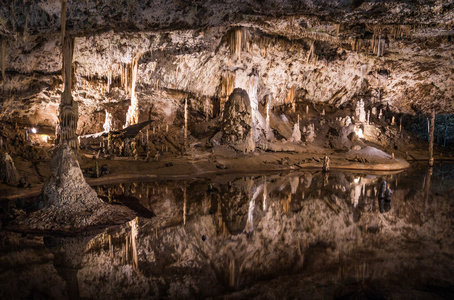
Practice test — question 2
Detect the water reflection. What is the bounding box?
[1,164,454,299]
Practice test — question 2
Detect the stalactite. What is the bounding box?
[107,69,112,93]
[285,85,296,106]
[220,71,235,111]
[306,41,315,64]
[229,27,249,59]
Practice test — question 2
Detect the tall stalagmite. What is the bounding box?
[125,54,141,127]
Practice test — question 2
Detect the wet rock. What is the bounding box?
[0,152,20,185]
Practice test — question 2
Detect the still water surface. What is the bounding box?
[1,164,453,299]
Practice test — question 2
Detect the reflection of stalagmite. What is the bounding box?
[263,176,268,211]
[428,108,435,166]
[244,184,263,235]
[183,187,187,225]
[290,176,299,195]
[184,98,188,147]
[282,193,291,215]
[127,217,139,270]
[424,167,433,201]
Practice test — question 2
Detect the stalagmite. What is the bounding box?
[367,110,370,125]
[355,99,366,123]
[306,105,309,114]
[378,109,383,120]
[265,95,271,139]
[391,116,395,126]
[292,115,301,143]
[372,107,377,115]
[125,54,141,127]
[429,108,435,166]
[103,110,112,132]
[323,156,330,172]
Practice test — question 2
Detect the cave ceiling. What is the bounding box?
[0,0,453,125]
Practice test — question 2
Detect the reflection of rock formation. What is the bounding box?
[244,184,263,235]
[221,88,255,152]
[44,234,96,300]
[5,167,453,299]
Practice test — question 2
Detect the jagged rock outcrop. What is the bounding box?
[221,88,255,152]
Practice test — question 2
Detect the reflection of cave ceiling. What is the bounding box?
[0,0,453,130]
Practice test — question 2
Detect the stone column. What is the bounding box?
[58,33,78,149]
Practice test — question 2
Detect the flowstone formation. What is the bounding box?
[15,146,134,231]
[221,88,255,152]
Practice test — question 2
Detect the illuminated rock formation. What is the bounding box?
[221,88,255,152]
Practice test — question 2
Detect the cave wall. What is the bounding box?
[1,24,453,136]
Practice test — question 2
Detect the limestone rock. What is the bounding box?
[221,88,255,152]
[0,152,20,185]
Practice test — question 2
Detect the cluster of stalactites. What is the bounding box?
[351,25,412,57]
[229,27,250,59]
